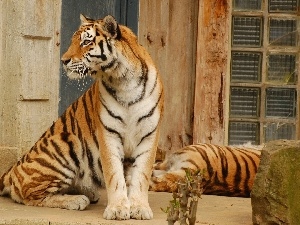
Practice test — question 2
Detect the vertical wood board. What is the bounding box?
[0,0,26,147]
[193,0,230,145]
[0,0,61,153]
[19,0,61,152]
[139,0,198,153]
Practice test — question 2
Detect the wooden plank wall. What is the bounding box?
[0,0,61,174]
[194,0,230,145]
[139,0,199,154]
[139,0,231,153]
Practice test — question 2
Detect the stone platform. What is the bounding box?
[0,189,252,225]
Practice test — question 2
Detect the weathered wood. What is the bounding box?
[139,0,198,153]
[193,0,230,145]
[0,0,61,157]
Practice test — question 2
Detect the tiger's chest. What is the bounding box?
[98,79,160,156]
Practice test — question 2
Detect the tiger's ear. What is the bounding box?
[102,15,121,39]
[80,14,94,25]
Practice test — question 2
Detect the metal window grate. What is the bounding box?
[232,17,262,47]
[234,0,261,10]
[229,122,259,145]
[264,123,295,142]
[269,19,297,46]
[269,0,298,12]
[230,87,260,117]
[265,88,296,117]
[231,52,261,82]
[267,54,296,84]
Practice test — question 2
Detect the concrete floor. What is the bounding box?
[0,189,252,225]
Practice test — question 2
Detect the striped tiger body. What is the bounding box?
[150,143,261,197]
[0,15,163,220]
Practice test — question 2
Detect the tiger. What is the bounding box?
[149,143,261,197]
[0,14,164,220]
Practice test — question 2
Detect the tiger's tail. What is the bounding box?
[0,166,13,196]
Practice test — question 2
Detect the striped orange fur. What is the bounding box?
[0,15,163,220]
[150,143,261,197]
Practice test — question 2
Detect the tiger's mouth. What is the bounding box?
[63,58,115,80]
[63,62,91,80]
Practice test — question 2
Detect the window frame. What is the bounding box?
[226,0,300,145]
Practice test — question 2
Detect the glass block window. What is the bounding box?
[231,52,262,82]
[229,0,299,145]
[230,87,260,117]
[264,123,295,142]
[267,54,296,84]
[269,0,298,12]
[232,17,262,47]
[234,0,262,10]
[269,19,297,46]
[265,88,296,117]
[229,122,260,144]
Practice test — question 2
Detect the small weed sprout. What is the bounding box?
[161,169,204,225]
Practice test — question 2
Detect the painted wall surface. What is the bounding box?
[0,0,61,174]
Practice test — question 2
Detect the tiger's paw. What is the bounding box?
[38,194,90,210]
[130,203,153,220]
[65,195,90,210]
[103,203,130,220]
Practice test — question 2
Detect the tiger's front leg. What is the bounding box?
[100,139,130,220]
[127,137,158,220]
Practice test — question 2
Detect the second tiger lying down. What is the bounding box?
[150,143,261,197]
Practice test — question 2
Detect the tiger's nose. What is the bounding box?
[61,58,71,65]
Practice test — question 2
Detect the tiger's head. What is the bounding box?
[61,14,122,79]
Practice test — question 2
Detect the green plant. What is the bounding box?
[161,169,204,225]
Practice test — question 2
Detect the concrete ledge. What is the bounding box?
[0,189,252,225]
